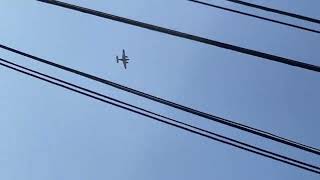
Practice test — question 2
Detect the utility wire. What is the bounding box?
[1,44,319,156]
[224,0,320,25]
[0,57,319,174]
[187,0,320,34]
[1,57,319,172]
[37,0,320,73]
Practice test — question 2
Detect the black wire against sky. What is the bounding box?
[37,0,320,73]
[224,0,320,25]
[1,57,319,172]
[0,57,319,174]
[15,0,320,154]
[188,0,320,34]
[1,44,319,156]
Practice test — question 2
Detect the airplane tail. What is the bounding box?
[116,56,119,63]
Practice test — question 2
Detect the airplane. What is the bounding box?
[116,49,129,69]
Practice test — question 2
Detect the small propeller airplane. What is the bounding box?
[116,49,129,69]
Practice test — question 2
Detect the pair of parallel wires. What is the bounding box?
[0,50,319,174]
[1,0,319,174]
[189,0,320,35]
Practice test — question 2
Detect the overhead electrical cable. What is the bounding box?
[0,57,319,174]
[187,0,320,34]
[1,44,319,156]
[223,0,320,24]
[2,57,320,172]
[37,0,320,73]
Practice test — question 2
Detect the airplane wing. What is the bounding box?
[122,49,126,59]
[123,61,127,69]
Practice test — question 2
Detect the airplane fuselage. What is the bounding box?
[116,49,129,69]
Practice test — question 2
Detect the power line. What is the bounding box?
[1,57,320,172]
[0,57,319,174]
[187,0,320,34]
[37,0,320,73]
[224,0,320,24]
[1,44,319,156]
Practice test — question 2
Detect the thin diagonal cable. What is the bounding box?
[188,0,320,34]
[1,44,319,156]
[224,0,320,24]
[1,57,319,171]
[0,58,319,174]
[37,0,320,72]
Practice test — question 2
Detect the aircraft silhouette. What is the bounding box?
[116,49,129,69]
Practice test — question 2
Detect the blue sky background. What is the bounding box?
[0,0,319,179]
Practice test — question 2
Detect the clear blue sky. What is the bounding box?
[0,0,319,179]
